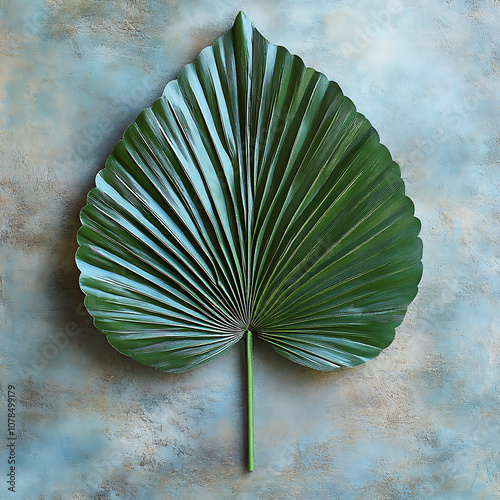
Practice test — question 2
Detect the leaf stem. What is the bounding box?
[246,330,255,471]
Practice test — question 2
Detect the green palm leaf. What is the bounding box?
[76,12,422,470]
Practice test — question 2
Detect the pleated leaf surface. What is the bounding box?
[76,12,423,373]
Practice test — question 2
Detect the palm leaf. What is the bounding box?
[76,11,422,470]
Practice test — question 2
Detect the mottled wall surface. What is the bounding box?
[0,0,499,498]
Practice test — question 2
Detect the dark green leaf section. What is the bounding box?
[76,12,422,372]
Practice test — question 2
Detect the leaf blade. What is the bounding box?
[76,11,422,373]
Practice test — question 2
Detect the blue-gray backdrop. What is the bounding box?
[1,1,499,498]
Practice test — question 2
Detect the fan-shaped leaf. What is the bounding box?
[76,12,422,468]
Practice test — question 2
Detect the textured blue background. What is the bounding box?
[1,1,499,498]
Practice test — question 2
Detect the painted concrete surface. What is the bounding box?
[0,0,499,498]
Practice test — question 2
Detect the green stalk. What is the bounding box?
[246,331,255,471]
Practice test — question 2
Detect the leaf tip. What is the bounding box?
[234,11,253,30]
